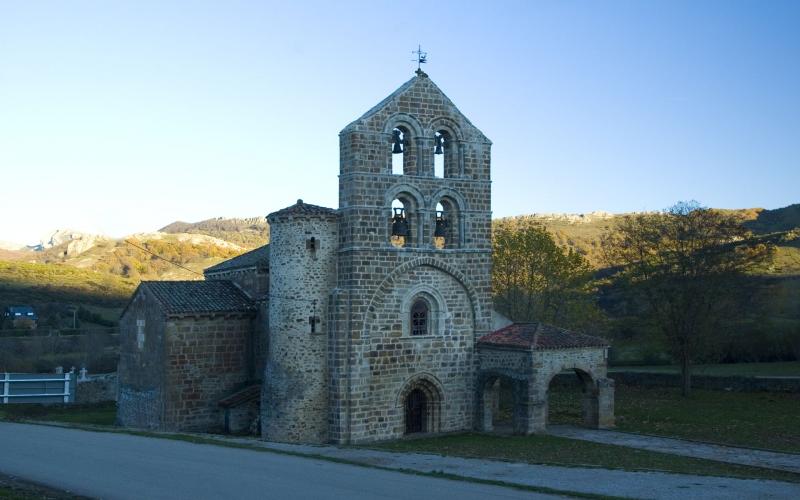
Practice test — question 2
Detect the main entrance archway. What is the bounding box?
[399,375,443,435]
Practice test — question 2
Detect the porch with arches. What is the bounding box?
[476,322,615,434]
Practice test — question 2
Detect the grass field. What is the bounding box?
[609,361,800,377]
[0,402,116,426]
[549,383,800,453]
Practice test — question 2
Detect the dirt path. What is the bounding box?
[548,425,800,473]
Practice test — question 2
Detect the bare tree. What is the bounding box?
[602,201,779,395]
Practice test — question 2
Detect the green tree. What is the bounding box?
[492,219,603,333]
[601,201,778,395]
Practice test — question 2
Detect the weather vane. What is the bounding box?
[412,45,427,72]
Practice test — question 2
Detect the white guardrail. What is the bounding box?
[1,372,74,404]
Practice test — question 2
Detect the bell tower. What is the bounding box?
[329,70,494,444]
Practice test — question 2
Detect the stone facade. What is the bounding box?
[477,324,615,434]
[118,282,257,432]
[119,71,614,442]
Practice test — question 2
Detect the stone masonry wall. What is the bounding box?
[263,212,338,443]
[117,288,167,429]
[205,267,268,301]
[348,264,476,442]
[163,315,253,432]
[332,73,493,444]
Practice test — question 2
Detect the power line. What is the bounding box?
[123,239,204,278]
[124,239,319,305]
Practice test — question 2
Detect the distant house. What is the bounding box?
[4,305,38,329]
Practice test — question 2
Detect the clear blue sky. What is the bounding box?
[1,1,798,245]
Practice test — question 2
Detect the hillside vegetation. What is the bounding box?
[160,216,269,249]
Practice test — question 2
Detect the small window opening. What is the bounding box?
[306,236,319,251]
[411,299,429,336]
[136,319,146,350]
[390,198,409,248]
[309,316,320,333]
[392,127,405,175]
[434,131,445,178]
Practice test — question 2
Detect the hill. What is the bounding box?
[500,206,800,272]
[160,217,269,249]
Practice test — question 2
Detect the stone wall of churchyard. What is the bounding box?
[163,315,253,432]
[117,288,167,429]
[587,371,800,393]
[76,373,118,403]
[263,211,338,443]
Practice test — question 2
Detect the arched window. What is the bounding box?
[391,127,405,175]
[410,299,429,336]
[402,288,443,337]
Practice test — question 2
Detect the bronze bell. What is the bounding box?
[392,130,404,154]
[434,135,444,155]
[391,207,410,237]
[434,211,448,238]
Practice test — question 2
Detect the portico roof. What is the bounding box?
[478,322,609,351]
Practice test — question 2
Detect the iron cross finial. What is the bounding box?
[412,45,428,72]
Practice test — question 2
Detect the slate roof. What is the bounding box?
[135,280,255,316]
[204,245,269,274]
[267,199,338,220]
[478,322,609,351]
[218,383,261,408]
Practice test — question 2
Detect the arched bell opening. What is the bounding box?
[391,127,406,175]
[433,197,459,249]
[433,129,458,178]
[389,195,417,248]
[390,125,418,176]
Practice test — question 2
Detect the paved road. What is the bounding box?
[548,425,800,473]
[0,422,554,500]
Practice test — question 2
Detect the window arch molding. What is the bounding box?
[401,284,448,337]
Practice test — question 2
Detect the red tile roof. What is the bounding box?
[136,280,256,317]
[478,322,609,351]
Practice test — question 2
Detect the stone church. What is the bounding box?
[118,70,614,444]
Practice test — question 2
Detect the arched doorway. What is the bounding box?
[547,368,598,428]
[478,373,529,434]
[405,388,427,434]
[399,376,443,436]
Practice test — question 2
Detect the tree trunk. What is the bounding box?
[680,353,692,397]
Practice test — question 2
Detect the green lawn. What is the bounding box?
[0,402,117,426]
[609,361,800,377]
[548,383,800,453]
[372,432,800,483]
